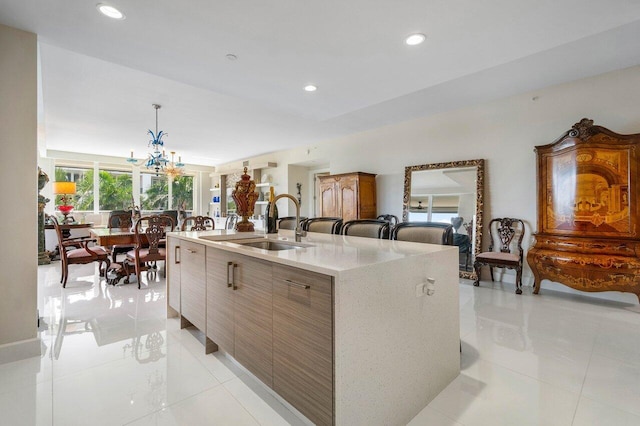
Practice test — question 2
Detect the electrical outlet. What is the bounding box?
[415,283,425,297]
[426,278,436,296]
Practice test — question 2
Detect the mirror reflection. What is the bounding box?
[403,159,484,279]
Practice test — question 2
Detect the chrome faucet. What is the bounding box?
[270,193,307,242]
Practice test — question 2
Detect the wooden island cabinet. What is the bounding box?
[318,172,376,221]
[527,119,640,301]
[166,231,460,426]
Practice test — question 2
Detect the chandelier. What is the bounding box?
[127,104,184,177]
[165,151,184,179]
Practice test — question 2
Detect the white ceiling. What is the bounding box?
[2,1,640,166]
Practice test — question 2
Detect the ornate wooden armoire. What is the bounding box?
[318,172,377,221]
[527,119,640,302]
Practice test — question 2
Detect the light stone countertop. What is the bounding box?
[167,228,456,277]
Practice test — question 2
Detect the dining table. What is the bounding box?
[90,228,141,246]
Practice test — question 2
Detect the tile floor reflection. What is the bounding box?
[1,262,639,425]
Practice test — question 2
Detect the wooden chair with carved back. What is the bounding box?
[125,215,175,289]
[49,215,111,287]
[107,210,134,263]
[473,217,526,294]
[181,215,215,231]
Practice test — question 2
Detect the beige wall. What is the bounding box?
[0,24,39,359]
[220,65,640,302]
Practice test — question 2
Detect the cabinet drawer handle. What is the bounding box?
[227,262,233,288]
[233,263,238,290]
[186,248,197,253]
[174,245,180,264]
[283,279,310,290]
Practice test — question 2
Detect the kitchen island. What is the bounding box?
[167,229,460,426]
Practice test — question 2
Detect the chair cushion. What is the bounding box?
[476,252,519,263]
[395,227,447,244]
[126,248,167,261]
[67,246,108,259]
[307,221,337,234]
[345,224,385,238]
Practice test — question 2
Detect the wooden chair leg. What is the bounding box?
[136,261,142,289]
[489,266,494,281]
[515,266,523,295]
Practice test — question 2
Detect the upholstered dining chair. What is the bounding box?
[389,222,454,245]
[107,210,134,263]
[126,215,175,289]
[49,215,111,287]
[473,217,526,294]
[302,217,343,234]
[225,214,238,230]
[181,215,215,231]
[377,214,399,227]
[342,219,390,239]
[278,216,307,230]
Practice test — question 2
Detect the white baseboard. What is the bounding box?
[0,337,42,365]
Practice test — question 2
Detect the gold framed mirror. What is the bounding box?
[403,159,485,279]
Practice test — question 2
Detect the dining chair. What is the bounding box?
[473,217,526,294]
[389,222,454,245]
[342,219,390,239]
[49,215,111,287]
[107,210,134,263]
[278,216,307,230]
[181,215,215,231]
[376,214,399,227]
[126,214,175,289]
[302,217,343,234]
[225,214,238,230]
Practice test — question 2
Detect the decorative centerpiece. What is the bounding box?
[231,167,259,232]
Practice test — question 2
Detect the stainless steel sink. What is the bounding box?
[237,240,306,251]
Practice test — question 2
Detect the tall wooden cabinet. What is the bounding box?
[318,172,376,221]
[527,119,640,302]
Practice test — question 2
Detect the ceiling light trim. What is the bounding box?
[96,3,126,20]
[405,33,426,46]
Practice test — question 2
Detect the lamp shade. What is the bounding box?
[52,181,76,195]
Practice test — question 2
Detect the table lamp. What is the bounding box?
[53,181,76,224]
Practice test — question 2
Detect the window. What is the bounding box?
[140,173,168,211]
[99,169,133,210]
[408,194,459,223]
[172,175,193,212]
[431,195,459,224]
[55,166,94,211]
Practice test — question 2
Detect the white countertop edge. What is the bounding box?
[168,229,457,277]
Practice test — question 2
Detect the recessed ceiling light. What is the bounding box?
[304,85,317,92]
[226,54,238,61]
[405,33,426,46]
[97,3,125,20]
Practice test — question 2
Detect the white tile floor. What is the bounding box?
[1,262,639,425]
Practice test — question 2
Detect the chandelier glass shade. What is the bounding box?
[127,104,184,177]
